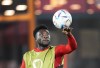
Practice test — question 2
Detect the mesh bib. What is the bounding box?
[23,46,55,68]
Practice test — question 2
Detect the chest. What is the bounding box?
[24,48,55,68]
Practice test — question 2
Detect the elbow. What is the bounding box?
[74,44,77,49]
[75,42,78,49]
[71,42,77,50]
[67,45,77,54]
[73,44,77,50]
[71,44,77,52]
[73,41,78,50]
[69,47,77,54]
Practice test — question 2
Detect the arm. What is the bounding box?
[55,27,77,56]
[20,59,25,68]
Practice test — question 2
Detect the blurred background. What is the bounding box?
[0,0,100,68]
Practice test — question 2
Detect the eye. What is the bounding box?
[39,33,43,37]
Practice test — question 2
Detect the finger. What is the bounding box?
[62,31,68,34]
[64,27,73,31]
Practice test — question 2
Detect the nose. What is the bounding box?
[43,35,48,39]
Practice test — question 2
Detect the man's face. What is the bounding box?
[35,29,51,47]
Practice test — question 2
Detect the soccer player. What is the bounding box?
[20,25,77,68]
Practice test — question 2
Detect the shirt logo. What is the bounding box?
[32,59,43,68]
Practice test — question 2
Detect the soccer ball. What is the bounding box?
[52,9,72,29]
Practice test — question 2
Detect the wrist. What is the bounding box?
[67,32,72,37]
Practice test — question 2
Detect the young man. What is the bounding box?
[20,25,77,68]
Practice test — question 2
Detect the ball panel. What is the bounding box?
[52,9,72,29]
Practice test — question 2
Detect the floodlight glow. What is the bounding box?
[35,10,42,15]
[87,0,94,4]
[96,4,100,9]
[4,10,15,16]
[70,4,81,10]
[87,9,94,14]
[43,5,53,10]
[16,5,27,11]
[1,0,13,5]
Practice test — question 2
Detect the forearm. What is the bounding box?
[55,32,77,55]
[56,27,77,55]
[66,32,77,52]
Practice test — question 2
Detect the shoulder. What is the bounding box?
[49,46,56,49]
[23,50,34,59]
[55,45,66,51]
[24,50,33,55]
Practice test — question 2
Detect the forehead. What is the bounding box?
[38,29,49,33]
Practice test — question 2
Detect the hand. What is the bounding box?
[62,27,73,35]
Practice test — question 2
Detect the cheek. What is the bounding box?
[36,36,40,40]
[36,36,40,41]
[36,33,41,40]
[36,36,43,42]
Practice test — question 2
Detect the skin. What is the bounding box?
[35,29,51,50]
[35,27,72,50]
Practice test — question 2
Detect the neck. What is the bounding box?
[36,43,49,50]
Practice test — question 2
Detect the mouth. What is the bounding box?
[41,39,50,45]
[43,40,49,42]
[42,39,50,42]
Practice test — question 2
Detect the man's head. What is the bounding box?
[33,25,51,47]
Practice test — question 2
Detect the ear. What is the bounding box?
[35,36,38,41]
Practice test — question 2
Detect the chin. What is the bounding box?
[43,43,50,47]
[43,44,49,47]
[43,41,50,45]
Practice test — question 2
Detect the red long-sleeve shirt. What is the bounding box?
[20,33,77,68]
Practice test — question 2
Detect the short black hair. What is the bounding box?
[33,25,48,38]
